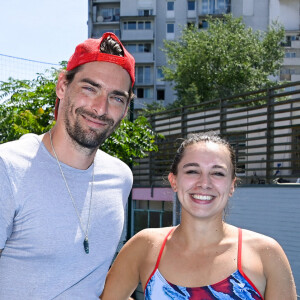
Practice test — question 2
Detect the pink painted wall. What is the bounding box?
[132,187,173,201]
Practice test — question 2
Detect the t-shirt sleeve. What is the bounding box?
[0,159,15,250]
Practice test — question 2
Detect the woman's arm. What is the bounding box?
[100,230,149,300]
[262,238,297,300]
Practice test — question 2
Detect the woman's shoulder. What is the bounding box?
[238,229,296,297]
[240,227,290,272]
[123,227,174,250]
[131,226,175,245]
[241,228,283,252]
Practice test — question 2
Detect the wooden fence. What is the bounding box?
[132,81,300,186]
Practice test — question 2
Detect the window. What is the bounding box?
[138,43,151,53]
[125,43,152,53]
[144,66,151,82]
[98,7,120,22]
[133,200,173,234]
[144,43,151,52]
[167,1,174,11]
[138,21,144,30]
[285,52,296,58]
[157,68,164,81]
[188,0,195,10]
[167,23,174,33]
[123,21,152,31]
[202,0,230,14]
[199,20,208,29]
[128,21,136,30]
[187,22,196,28]
[145,21,151,29]
[157,89,165,100]
[138,9,153,16]
[144,88,153,98]
[137,66,152,84]
[136,88,153,99]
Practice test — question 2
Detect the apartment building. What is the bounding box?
[88,0,300,109]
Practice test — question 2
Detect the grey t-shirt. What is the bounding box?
[0,134,133,299]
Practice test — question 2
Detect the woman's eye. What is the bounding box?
[186,170,198,174]
[213,172,225,177]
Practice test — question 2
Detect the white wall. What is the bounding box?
[278,0,300,30]
[227,186,300,295]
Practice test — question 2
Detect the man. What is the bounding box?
[0,32,135,299]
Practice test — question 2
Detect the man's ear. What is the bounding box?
[168,173,177,192]
[56,72,67,101]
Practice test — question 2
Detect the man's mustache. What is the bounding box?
[75,107,115,126]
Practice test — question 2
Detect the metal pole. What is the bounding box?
[126,99,134,240]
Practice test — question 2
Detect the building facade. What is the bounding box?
[88,0,300,110]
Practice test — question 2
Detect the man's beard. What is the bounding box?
[64,105,121,150]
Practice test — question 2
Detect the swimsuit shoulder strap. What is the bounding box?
[144,227,175,291]
[237,228,265,299]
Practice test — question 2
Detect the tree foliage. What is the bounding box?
[162,14,285,108]
[0,64,162,165]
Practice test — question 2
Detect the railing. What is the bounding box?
[132,81,300,186]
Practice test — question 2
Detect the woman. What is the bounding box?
[101,132,296,299]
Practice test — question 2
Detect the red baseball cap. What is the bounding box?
[55,32,135,120]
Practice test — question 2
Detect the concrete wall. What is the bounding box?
[279,0,300,30]
[227,186,300,295]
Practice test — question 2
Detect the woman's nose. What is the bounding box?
[196,173,211,189]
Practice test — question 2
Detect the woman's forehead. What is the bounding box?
[181,142,231,162]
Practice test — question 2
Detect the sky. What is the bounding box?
[0,0,88,80]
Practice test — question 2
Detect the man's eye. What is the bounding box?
[83,86,95,92]
[115,96,125,103]
[110,95,126,105]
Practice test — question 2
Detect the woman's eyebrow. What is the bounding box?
[183,163,227,170]
[183,163,199,168]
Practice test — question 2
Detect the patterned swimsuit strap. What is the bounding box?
[144,227,175,292]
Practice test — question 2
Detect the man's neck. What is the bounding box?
[42,127,97,170]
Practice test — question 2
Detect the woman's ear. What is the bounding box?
[229,177,236,197]
[168,173,177,192]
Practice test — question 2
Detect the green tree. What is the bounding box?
[0,65,161,165]
[162,14,285,108]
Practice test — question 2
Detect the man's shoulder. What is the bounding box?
[0,133,41,151]
[0,133,42,164]
[95,149,131,172]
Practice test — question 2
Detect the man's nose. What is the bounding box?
[91,92,109,116]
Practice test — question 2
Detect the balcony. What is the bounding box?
[93,0,120,3]
[94,15,120,24]
[284,57,300,66]
[291,40,300,49]
[122,29,154,41]
[132,52,154,64]
[198,1,231,16]
[93,6,120,24]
